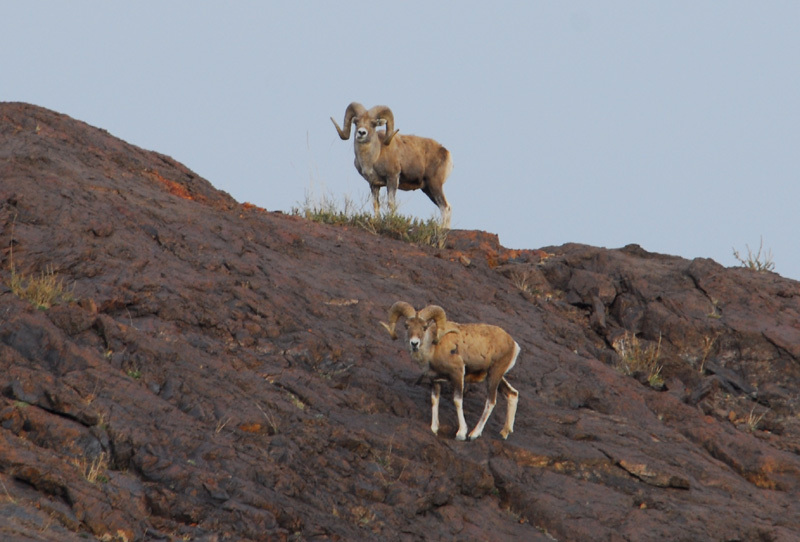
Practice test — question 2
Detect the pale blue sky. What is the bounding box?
[3,2,799,279]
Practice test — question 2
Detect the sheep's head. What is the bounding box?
[381,302,454,359]
[331,103,398,146]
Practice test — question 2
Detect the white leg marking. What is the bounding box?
[431,386,441,435]
[500,390,519,440]
[454,397,468,441]
[507,342,520,372]
[499,346,520,439]
[441,204,452,229]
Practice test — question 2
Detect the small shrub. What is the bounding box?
[615,332,664,389]
[510,268,535,294]
[733,237,775,272]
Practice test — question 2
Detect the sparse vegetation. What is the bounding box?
[287,392,306,410]
[255,402,280,435]
[371,435,408,488]
[1,478,16,504]
[215,416,233,434]
[83,378,101,406]
[707,298,721,319]
[510,267,538,295]
[6,216,75,309]
[733,237,775,272]
[9,262,75,310]
[351,505,377,527]
[77,452,109,484]
[293,192,448,249]
[615,332,664,389]
[745,406,768,433]
[698,334,719,374]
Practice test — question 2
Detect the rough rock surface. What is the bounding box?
[1,102,800,541]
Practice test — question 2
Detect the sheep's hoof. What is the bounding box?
[455,433,467,441]
[500,429,512,440]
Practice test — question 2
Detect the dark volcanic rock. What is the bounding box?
[1,102,800,541]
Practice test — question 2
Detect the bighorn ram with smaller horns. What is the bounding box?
[331,102,453,228]
[381,302,520,441]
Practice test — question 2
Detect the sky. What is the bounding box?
[3,3,799,279]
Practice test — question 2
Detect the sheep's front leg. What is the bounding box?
[453,368,468,441]
[370,184,381,217]
[430,381,441,434]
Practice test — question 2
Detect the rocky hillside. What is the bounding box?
[1,103,800,541]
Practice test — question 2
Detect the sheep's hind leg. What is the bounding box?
[434,194,451,229]
[468,398,496,441]
[440,203,452,230]
[386,174,399,215]
[499,378,519,440]
[468,369,503,440]
[430,381,441,435]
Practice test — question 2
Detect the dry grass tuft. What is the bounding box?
[614,332,664,389]
[733,237,775,272]
[293,193,448,249]
[10,263,75,309]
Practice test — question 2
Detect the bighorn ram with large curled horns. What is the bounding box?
[381,302,520,441]
[331,103,453,228]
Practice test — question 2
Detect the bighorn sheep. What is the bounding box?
[381,302,520,441]
[331,102,453,228]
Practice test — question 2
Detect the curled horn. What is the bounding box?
[331,102,367,140]
[370,105,398,146]
[380,301,417,340]
[417,305,451,343]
